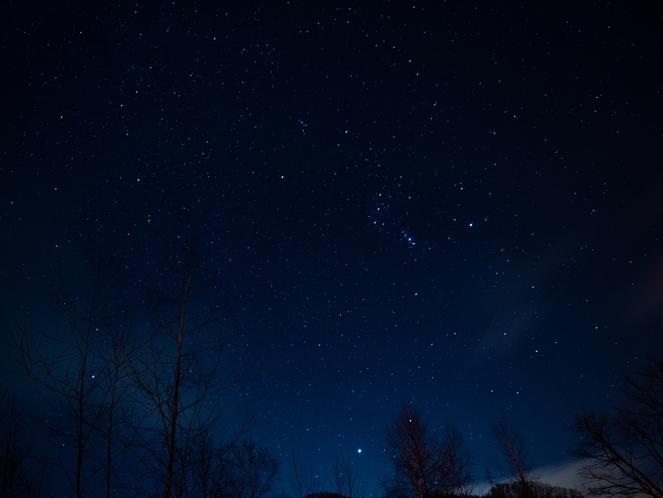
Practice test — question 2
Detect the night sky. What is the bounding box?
[2,0,662,493]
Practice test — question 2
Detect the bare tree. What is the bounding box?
[127,245,242,498]
[95,309,140,498]
[329,455,365,498]
[288,452,321,498]
[180,433,279,498]
[488,418,536,498]
[230,438,280,498]
[487,483,585,498]
[570,356,663,498]
[384,406,442,498]
[185,432,227,498]
[383,407,474,498]
[0,389,33,497]
[16,263,116,498]
[442,424,474,497]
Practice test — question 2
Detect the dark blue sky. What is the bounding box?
[2,0,662,493]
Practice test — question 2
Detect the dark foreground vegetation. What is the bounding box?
[1,250,661,498]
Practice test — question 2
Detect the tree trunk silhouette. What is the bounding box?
[127,244,242,497]
[329,455,365,498]
[383,406,474,498]
[16,262,115,497]
[488,418,536,498]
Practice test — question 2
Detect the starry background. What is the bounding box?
[1,0,662,492]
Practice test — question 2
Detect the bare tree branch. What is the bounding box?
[288,451,321,498]
[383,406,474,498]
[570,357,663,498]
[329,455,365,498]
[15,261,118,498]
[488,418,536,497]
[127,245,248,498]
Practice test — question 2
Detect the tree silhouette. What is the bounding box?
[329,455,365,498]
[487,418,536,498]
[383,406,474,498]
[570,356,663,498]
[288,452,322,498]
[96,307,139,498]
[487,483,585,498]
[229,438,281,498]
[16,262,119,498]
[442,424,474,497]
[181,432,280,498]
[0,389,35,497]
[127,245,244,498]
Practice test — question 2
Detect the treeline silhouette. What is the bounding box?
[2,249,661,498]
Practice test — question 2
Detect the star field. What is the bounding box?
[1,1,662,493]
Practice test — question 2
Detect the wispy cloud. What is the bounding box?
[535,460,585,489]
